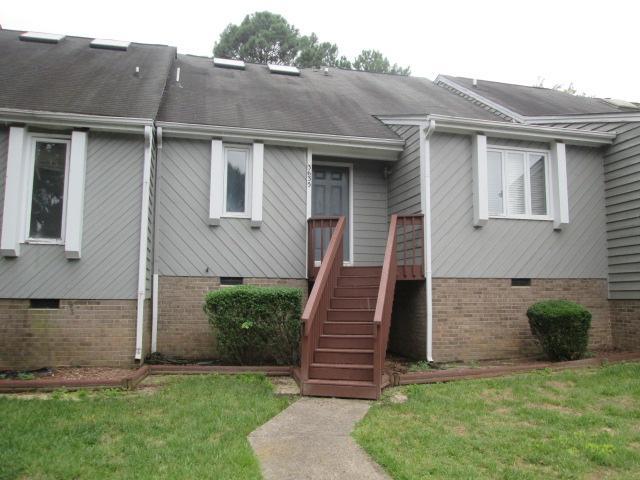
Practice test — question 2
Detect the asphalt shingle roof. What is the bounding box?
[0,29,176,119]
[443,75,640,117]
[157,55,505,140]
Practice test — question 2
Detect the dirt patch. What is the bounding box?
[493,407,512,415]
[389,392,408,404]
[0,367,136,383]
[452,425,467,436]
[526,402,581,416]
[480,388,514,403]
[545,380,574,390]
[269,376,299,395]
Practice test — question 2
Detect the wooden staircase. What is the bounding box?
[303,266,381,399]
[296,214,424,400]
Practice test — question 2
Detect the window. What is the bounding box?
[25,136,71,242]
[487,148,550,219]
[223,145,251,217]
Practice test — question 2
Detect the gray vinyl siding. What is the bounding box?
[548,122,640,299]
[352,159,388,266]
[430,132,608,278]
[0,129,143,299]
[387,125,422,215]
[145,141,157,297]
[156,138,307,279]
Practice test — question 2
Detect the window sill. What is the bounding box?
[221,214,251,219]
[25,239,64,245]
[489,215,553,222]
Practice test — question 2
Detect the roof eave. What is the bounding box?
[377,114,616,147]
[155,121,405,161]
[0,108,153,133]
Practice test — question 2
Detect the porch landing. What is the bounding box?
[249,396,390,479]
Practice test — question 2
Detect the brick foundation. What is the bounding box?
[610,300,640,351]
[156,276,308,360]
[0,299,140,370]
[432,278,613,362]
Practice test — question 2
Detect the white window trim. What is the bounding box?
[222,143,252,219]
[22,133,72,245]
[487,145,553,221]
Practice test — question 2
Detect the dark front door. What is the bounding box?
[312,165,350,261]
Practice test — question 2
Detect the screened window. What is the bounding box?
[223,145,251,217]
[487,148,549,218]
[26,138,70,241]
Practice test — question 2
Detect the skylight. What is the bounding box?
[267,64,300,76]
[213,57,246,70]
[20,32,65,44]
[604,98,639,109]
[90,39,130,51]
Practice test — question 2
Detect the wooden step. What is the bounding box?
[333,286,379,298]
[337,276,381,287]
[309,363,373,381]
[324,321,374,335]
[302,378,379,399]
[340,266,382,277]
[331,297,377,309]
[314,348,373,364]
[318,334,374,349]
[327,309,375,322]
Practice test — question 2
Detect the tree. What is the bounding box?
[353,49,410,75]
[213,12,300,64]
[296,33,339,68]
[213,11,411,75]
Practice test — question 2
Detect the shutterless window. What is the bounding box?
[487,148,549,218]
[223,145,251,217]
[26,137,71,241]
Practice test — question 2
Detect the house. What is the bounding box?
[0,29,638,399]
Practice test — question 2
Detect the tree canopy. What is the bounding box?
[213,12,411,75]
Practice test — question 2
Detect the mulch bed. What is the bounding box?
[391,351,640,386]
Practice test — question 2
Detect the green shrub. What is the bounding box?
[526,300,592,361]
[203,286,302,365]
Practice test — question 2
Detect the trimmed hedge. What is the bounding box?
[526,300,592,361]
[203,286,302,365]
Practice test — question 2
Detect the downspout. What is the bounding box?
[151,127,163,352]
[134,125,154,360]
[421,119,436,362]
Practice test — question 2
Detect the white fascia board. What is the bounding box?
[550,141,570,230]
[64,131,88,259]
[0,108,152,133]
[155,122,404,161]
[251,142,264,228]
[526,113,640,124]
[434,75,526,123]
[472,134,489,227]
[209,140,224,225]
[0,126,27,257]
[377,114,616,146]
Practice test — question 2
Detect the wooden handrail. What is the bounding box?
[307,216,340,279]
[300,216,345,381]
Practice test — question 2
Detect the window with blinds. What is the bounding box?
[487,148,550,218]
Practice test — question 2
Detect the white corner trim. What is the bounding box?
[151,273,159,352]
[250,142,264,228]
[420,119,436,362]
[64,131,88,259]
[0,108,153,133]
[135,126,154,361]
[472,134,489,227]
[550,141,569,230]
[434,75,527,123]
[377,114,616,147]
[306,149,313,220]
[209,139,224,226]
[1,126,27,257]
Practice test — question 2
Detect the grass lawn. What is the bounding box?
[354,362,640,480]
[0,374,292,479]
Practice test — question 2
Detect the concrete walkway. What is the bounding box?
[249,397,391,480]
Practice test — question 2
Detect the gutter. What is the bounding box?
[155,121,405,153]
[0,107,153,133]
[378,114,616,146]
[421,119,436,362]
[134,125,154,361]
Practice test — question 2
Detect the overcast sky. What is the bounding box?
[2,0,638,100]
